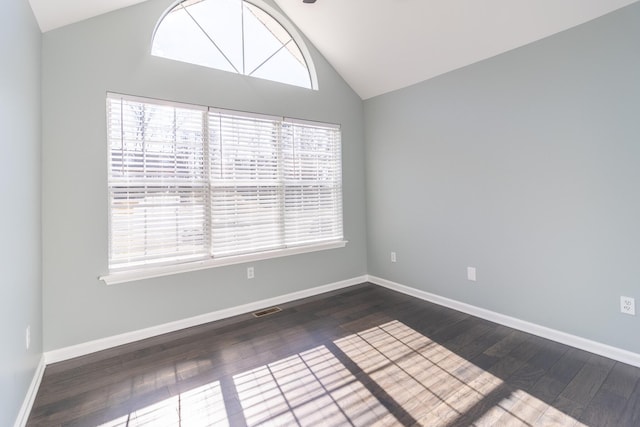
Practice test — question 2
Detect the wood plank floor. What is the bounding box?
[27,283,640,426]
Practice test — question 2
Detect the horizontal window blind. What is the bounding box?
[209,111,282,257]
[282,120,343,247]
[107,93,343,273]
[107,96,210,271]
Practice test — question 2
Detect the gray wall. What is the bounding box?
[365,3,640,353]
[42,0,366,351]
[0,0,42,425]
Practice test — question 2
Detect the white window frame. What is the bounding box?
[100,93,345,285]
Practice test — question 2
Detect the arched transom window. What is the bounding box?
[152,0,316,89]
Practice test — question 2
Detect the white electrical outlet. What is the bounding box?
[26,325,31,350]
[247,266,255,279]
[620,296,635,315]
[467,267,477,282]
[390,252,397,263]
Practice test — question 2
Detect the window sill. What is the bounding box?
[99,240,348,285]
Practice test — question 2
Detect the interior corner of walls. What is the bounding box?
[13,355,45,427]
[44,275,368,364]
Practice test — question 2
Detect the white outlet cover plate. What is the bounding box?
[467,267,476,281]
[620,296,635,315]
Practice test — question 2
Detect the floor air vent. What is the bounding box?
[252,307,282,318]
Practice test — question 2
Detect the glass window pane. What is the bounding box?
[243,3,290,75]
[152,6,236,73]
[151,0,314,89]
[186,0,243,73]
[250,41,311,89]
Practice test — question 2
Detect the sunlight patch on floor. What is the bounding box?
[474,389,587,426]
[336,320,501,425]
[99,381,228,426]
[97,319,586,426]
[233,345,395,426]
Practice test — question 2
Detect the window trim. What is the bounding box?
[100,240,347,285]
[150,0,319,90]
[100,93,345,285]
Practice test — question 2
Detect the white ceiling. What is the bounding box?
[29,0,639,99]
[28,0,148,33]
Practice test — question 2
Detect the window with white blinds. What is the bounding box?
[106,93,343,279]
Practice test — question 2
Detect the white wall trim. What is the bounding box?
[368,275,640,368]
[101,240,348,285]
[45,275,367,364]
[14,355,45,427]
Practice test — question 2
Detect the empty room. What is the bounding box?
[3,0,640,425]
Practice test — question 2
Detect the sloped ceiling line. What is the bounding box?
[28,0,640,99]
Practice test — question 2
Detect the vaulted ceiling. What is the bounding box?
[28,0,639,99]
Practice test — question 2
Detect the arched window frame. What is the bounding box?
[151,0,319,90]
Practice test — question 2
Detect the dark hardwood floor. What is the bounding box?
[27,283,640,426]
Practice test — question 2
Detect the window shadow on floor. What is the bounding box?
[28,284,639,426]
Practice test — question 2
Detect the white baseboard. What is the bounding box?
[14,355,45,427]
[45,275,368,364]
[41,273,640,374]
[368,275,640,368]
